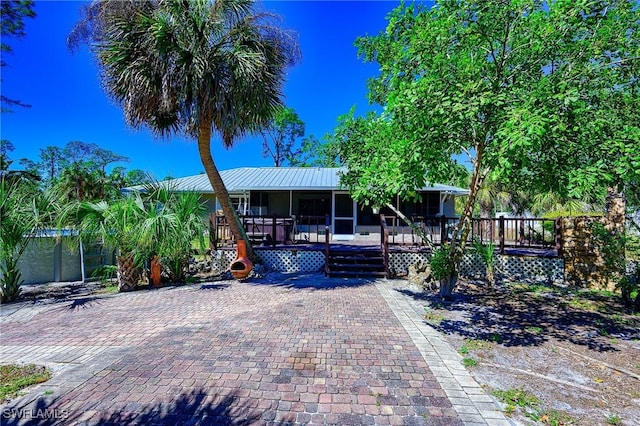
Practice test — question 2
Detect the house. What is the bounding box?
[159,167,468,241]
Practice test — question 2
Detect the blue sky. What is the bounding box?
[1,1,413,180]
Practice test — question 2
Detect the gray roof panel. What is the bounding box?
[129,167,469,195]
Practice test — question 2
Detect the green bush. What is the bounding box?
[429,246,455,281]
[471,238,497,283]
[591,223,639,312]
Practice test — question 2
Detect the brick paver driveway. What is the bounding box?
[1,276,470,425]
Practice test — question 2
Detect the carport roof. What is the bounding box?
[129,167,469,195]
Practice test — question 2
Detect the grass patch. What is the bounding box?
[424,311,445,326]
[100,283,119,294]
[567,298,599,312]
[606,414,622,425]
[459,338,491,355]
[539,409,577,426]
[492,388,541,420]
[462,357,477,368]
[509,282,558,295]
[0,364,51,402]
[492,387,576,424]
[525,326,543,334]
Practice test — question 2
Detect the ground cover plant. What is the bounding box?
[0,364,51,403]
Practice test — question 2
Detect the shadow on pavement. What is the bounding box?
[247,272,377,290]
[2,389,278,426]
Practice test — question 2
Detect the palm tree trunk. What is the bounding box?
[116,254,139,291]
[197,120,254,259]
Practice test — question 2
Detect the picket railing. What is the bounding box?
[210,213,560,254]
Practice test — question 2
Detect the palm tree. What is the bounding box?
[70,195,148,291]
[138,183,207,282]
[66,186,207,291]
[68,0,299,259]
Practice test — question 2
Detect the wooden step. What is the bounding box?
[326,248,387,278]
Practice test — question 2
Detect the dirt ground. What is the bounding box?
[402,279,640,426]
[11,276,640,426]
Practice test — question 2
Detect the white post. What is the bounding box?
[289,190,293,216]
[80,239,86,283]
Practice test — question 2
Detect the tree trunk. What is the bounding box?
[116,254,139,292]
[197,119,254,259]
[438,271,458,301]
[439,142,489,299]
[479,198,492,240]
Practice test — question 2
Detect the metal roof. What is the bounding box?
[130,167,469,195]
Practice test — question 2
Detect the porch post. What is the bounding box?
[289,190,293,216]
[440,216,447,245]
[499,216,505,254]
[272,214,277,247]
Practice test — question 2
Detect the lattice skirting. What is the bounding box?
[211,249,325,274]
[391,252,564,283]
[211,250,237,274]
[212,249,564,283]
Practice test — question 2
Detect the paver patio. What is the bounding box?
[0,275,510,425]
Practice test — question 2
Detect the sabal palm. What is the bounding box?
[69,0,299,258]
[70,189,206,289]
[138,183,207,281]
[73,195,148,290]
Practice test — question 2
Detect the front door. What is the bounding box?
[332,192,355,240]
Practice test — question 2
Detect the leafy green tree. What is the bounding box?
[1,0,36,112]
[260,106,305,167]
[38,146,64,182]
[69,0,299,259]
[289,134,341,168]
[47,141,129,202]
[0,140,15,171]
[339,0,640,299]
[18,157,38,177]
[124,169,152,187]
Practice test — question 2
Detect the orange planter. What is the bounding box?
[150,255,162,287]
[230,240,253,279]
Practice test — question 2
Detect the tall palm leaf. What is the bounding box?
[137,183,207,281]
[69,0,300,258]
[1,178,59,302]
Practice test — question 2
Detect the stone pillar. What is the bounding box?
[562,216,605,288]
[561,189,626,289]
[605,187,626,235]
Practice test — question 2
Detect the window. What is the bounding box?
[250,192,269,215]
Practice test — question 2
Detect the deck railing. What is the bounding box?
[380,215,390,277]
[210,213,561,254]
[210,214,329,248]
[382,215,559,253]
